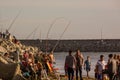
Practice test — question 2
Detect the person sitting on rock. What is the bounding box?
[3,53,14,63]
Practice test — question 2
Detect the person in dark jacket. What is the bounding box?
[64,50,76,80]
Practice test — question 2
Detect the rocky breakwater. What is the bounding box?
[20,39,120,52]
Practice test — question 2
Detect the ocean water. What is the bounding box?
[53,52,119,77]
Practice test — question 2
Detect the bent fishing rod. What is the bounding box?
[52,21,71,52]
[7,10,22,32]
[45,17,65,53]
[26,25,39,39]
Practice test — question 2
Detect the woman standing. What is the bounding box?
[75,49,84,80]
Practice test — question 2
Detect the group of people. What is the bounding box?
[3,50,56,80]
[64,49,120,80]
[95,54,120,80]
[0,29,19,44]
[0,29,57,80]
[65,50,86,80]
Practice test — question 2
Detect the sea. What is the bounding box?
[53,52,119,78]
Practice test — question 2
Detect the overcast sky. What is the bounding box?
[0,0,120,39]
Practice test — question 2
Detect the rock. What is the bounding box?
[0,63,25,80]
[0,46,7,53]
[0,56,8,64]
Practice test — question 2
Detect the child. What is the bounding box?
[84,56,91,78]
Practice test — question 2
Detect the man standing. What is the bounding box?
[75,49,84,80]
[95,55,106,80]
[64,50,76,80]
[107,54,117,80]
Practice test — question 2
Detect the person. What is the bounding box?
[2,32,5,39]
[23,51,29,62]
[43,54,49,74]
[0,32,2,38]
[107,54,117,80]
[95,55,106,80]
[118,54,120,80]
[34,60,43,80]
[64,50,76,80]
[28,53,34,65]
[5,29,10,39]
[35,52,43,64]
[75,49,84,80]
[116,54,120,80]
[13,48,20,62]
[12,36,18,44]
[49,51,55,64]
[3,52,14,63]
[3,53,10,60]
[84,56,91,78]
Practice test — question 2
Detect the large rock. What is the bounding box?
[0,57,25,80]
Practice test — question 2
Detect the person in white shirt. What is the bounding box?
[95,55,106,80]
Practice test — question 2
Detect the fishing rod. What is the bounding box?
[101,27,103,42]
[52,21,71,52]
[7,10,22,31]
[0,25,2,32]
[33,26,38,39]
[38,29,42,51]
[46,17,65,39]
[39,29,42,43]
[26,25,39,39]
[45,17,65,53]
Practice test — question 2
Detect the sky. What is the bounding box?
[0,0,120,39]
